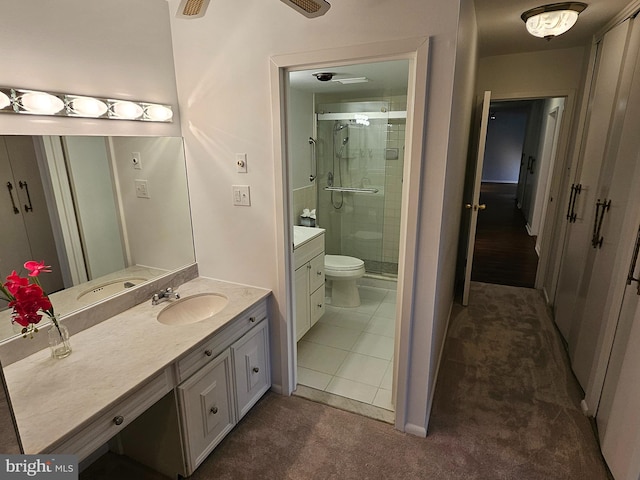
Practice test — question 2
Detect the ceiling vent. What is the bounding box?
[176,0,211,19]
[280,0,331,18]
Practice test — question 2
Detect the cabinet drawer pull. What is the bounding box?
[113,415,124,426]
[252,366,260,373]
[317,303,323,308]
[204,349,213,357]
[210,406,218,415]
[249,316,256,323]
[317,270,322,276]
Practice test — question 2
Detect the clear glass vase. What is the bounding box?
[48,321,72,359]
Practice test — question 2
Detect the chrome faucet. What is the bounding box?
[151,287,180,305]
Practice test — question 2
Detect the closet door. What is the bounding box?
[3,136,64,294]
[569,18,640,404]
[0,138,32,278]
[553,19,633,342]
[597,266,640,480]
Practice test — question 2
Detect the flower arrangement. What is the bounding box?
[0,261,59,338]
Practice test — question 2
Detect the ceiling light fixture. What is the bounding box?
[0,87,173,122]
[521,2,587,40]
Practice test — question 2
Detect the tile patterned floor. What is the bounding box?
[296,285,396,411]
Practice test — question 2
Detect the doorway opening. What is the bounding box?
[287,60,410,422]
[470,97,565,289]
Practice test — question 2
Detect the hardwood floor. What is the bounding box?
[471,182,538,288]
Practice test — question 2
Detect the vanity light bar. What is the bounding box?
[0,87,173,122]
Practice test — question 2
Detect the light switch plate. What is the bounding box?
[232,185,251,206]
[135,179,150,198]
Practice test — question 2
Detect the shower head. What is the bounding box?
[280,0,331,18]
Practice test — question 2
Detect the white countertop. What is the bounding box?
[3,277,270,454]
[293,226,325,250]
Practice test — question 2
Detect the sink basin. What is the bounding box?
[157,293,229,326]
[77,277,148,303]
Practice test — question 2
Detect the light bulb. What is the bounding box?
[111,100,143,119]
[70,96,108,117]
[20,91,64,115]
[144,104,173,122]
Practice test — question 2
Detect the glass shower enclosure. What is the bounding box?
[315,101,406,277]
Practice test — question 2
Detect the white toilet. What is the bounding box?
[324,254,366,307]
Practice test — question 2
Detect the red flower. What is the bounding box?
[24,261,52,277]
[8,284,52,327]
[4,271,29,296]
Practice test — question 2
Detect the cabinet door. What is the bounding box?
[178,349,235,474]
[231,319,270,420]
[310,284,325,327]
[309,253,325,292]
[295,265,310,341]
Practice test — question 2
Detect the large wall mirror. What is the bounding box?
[0,135,195,343]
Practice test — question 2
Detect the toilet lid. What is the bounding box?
[325,255,365,271]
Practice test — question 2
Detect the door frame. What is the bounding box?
[466,89,577,300]
[269,37,430,431]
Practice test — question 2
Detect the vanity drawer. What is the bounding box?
[294,234,324,269]
[48,367,173,460]
[175,299,268,383]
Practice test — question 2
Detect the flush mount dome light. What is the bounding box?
[68,96,108,117]
[521,2,587,39]
[19,91,64,115]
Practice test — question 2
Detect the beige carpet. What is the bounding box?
[82,282,611,480]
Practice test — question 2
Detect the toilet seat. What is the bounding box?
[325,255,365,278]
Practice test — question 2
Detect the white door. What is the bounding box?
[462,91,491,306]
[598,257,640,479]
[553,19,633,342]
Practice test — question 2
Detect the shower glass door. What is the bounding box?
[316,101,404,277]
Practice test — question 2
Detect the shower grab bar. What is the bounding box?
[324,186,379,194]
[309,137,317,182]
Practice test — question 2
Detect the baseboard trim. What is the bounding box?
[270,383,284,395]
[404,423,427,437]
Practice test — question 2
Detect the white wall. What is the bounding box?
[0,0,180,138]
[426,0,478,423]
[110,137,194,271]
[167,0,467,433]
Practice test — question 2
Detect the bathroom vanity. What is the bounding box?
[2,276,271,478]
[293,226,326,341]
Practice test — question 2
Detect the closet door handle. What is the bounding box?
[592,199,611,249]
[626,225,640,295]
[566,184,576,220]
[6,182,19,214]
[570,184,581,223]
[528,156,536,174]
[18,181,33,212]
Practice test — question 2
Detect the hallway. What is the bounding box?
[472,182,539,288]
[82,282,611,479]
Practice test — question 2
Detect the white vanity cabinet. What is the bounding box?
[294,230,325,341]
[178,350,235,473]
[175,299,271,476]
